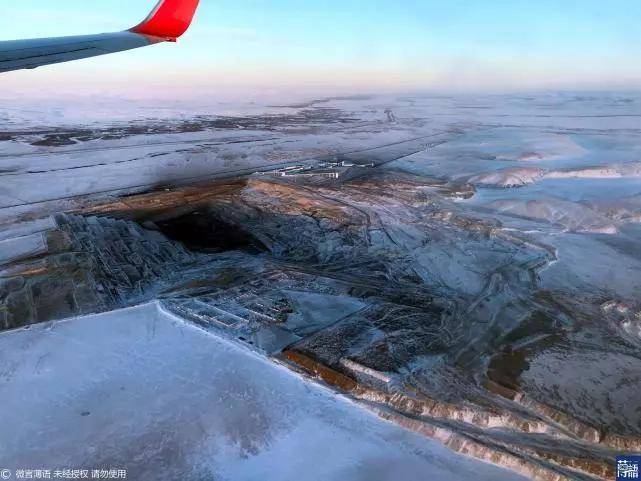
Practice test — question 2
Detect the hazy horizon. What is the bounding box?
[1,0,640,99]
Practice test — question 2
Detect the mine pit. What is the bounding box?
[3,89,641,481]
[152,209,268,254]
[2,171,640,481]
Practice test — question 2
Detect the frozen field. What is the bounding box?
[0,303,523,481]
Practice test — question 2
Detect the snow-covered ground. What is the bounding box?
[0,303,523,481]
[3,91,640,227]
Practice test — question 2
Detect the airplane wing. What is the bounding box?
[0,0,200,74]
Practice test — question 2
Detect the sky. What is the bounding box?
[1,0,641,100]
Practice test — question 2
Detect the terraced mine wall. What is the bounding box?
[1,172,639,480]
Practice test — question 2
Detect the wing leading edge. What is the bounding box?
[0,0,200,74]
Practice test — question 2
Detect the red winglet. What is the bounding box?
[130,0,200,40]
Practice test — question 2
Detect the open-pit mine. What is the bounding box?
[1,93,640,480]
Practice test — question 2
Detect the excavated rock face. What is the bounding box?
[1,172,639,480]
[199,176,566,369]
[0,214,214,329]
